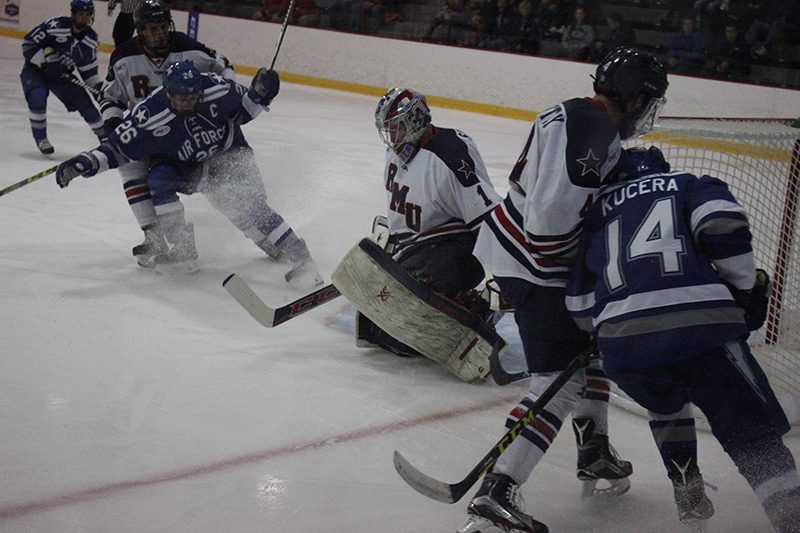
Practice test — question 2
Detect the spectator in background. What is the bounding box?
[107,0,141,46]
[507,0,542,54]
[744,0,793,61]
[348,0,387,34]
[421,0,475,43]
[590,10,636,61]
[559,6,594,59]
[257,0,322,25]
[706,16,751,79]
[538,0,568,39]
[667,16,706,74]
[477,0,516,50]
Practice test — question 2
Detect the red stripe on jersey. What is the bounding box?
[495,206,561,269]
[125,185,150,199]
[585,378,611,392]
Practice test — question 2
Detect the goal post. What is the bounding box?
[621,117,800,429]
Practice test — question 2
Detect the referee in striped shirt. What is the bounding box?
[108,0,142,46]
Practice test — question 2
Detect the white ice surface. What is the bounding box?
[0,36,797,533]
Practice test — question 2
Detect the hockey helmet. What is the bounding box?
[70,0,95,31]
[593,47,668,140]
[375,87,432,161]
[162,60,203,116]
[610,146,670,183]
[135,0,174,56]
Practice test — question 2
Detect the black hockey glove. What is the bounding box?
[56,152,100,189]
[248,68,280,107]
[42,47,74,80]
[726,269,772,331]
[103,116,123,139]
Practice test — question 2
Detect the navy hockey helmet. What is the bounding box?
[610,146,670,183]
[162,60,203,116]
[375,87,432,161]
[593,47,669,140]
[70,0,95,31]
[135,0,174,56]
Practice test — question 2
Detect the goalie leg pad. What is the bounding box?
[355,311,422,357]
[333,238,506,382]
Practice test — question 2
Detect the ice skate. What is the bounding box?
[36,138,54,155]
[280,237,323,290]
[457,473,549,533]
[573,418,632,498]
[256,236,287,263]
[154,222,199,274]
[133,222,168,268]
[673,473,714,532]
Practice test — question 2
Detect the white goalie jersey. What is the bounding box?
[100,32,235,123]
[383,126,502,259]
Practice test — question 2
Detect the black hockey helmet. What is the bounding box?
[593,47,669,140]
[135,0,174,56]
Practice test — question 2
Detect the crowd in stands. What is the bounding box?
[166,0,800,88]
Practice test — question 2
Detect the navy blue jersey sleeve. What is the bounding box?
[563,98,620,189]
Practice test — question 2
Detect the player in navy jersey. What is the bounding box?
[354,87,503,356]
[101,0,236,266]
[567,146,800,532]
[55,61,323,289]
[458,48,668,533]
[20,0,104,154]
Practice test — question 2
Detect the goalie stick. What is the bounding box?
[0,165,59,198]
[223,273,341,327]
[489,340,530,386]
[393,343,597,504]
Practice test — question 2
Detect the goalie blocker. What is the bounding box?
[332,238,507,383]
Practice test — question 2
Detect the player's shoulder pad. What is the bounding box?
[171,32,217,55]
[109,38,141,65]
[563,97,618,189]
[422,128,481,187]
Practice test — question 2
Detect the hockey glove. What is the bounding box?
[56,152,100,188]
[42,47,74,80]
[727,269,772,331]
[248,68,280,107]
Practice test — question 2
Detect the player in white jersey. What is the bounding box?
[100,0,235,265]
[355,87,502,356]
[458,48,669,533]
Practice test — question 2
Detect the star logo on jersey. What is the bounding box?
[133,106,150,125]
[577,149,602,177]
[458,160,476,181]
[47,19,59,29]
[377,285,391,302]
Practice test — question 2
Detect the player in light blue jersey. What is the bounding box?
[567,146,800,532]
[20,0,104,154]
[55,60,322,289]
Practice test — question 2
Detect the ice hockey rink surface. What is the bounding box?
[0,35,797,532]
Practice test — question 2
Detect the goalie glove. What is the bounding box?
[248,68,280,107]
[726,269,772,331]
[56,151,100,188]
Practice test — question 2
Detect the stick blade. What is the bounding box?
[222,273,277,327]
[393,450,463,504]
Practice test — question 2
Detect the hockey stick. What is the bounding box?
[223,273,341,327]
[489,340,530,386]
[66,74,101,98]
[269,0,298,69]
[0,165,59,198]
[393,343,597,504]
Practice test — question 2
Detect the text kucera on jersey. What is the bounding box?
[600,176,679,217]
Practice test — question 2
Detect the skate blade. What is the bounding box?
[581,477,631,498]
[681,519,709,533]
[155,259,200,275]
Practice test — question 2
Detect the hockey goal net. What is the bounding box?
[618,117,800,428]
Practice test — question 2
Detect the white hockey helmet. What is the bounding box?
[375,87,432,157]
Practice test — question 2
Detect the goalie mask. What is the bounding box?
[593,47,668,140]
[162,60,202,116]
[135,0,174,57]
[70,0,95,32]
[375,87,432,162]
